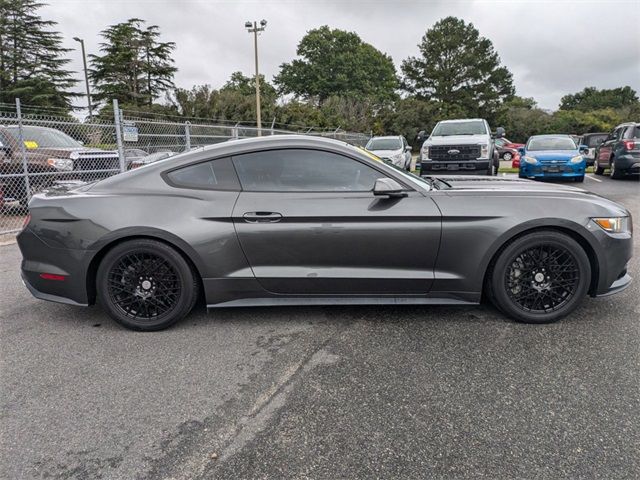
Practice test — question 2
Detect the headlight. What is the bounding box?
[421,145,430,161]
[593,217,631,234]
[570,155,584,164]
[480,144,489,158]
[46,158,74,171]
[523,156,538,165]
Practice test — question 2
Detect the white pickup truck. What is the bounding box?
[418,119,502,176]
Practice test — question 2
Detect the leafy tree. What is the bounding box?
[89,18,176,107]
[0,0,77,109]
[559,86,639,111]
[275,26,398,104]
[221,71,277,102]
[401,17,514,118]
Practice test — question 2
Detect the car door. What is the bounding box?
[598,128,622,167]
[231,148,442,295]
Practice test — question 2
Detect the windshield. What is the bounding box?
[584,134,608,147]
[431,121,487,136]
[4,126,82,148]
[527,136,576,151]
[366,138,402,150]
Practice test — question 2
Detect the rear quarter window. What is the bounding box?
[164,157,240,190]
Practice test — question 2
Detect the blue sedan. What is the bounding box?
[519,135,588,182]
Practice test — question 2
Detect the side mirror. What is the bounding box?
[578,144,589,153]
[405,145,412,152]
[517,147,526,156]
[415,130,426,143]
[373,177,407,198]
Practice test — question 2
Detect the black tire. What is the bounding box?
[96,239,199,331]
[487,231,591,324]
[610,158,623,179]
[593,158,604,175]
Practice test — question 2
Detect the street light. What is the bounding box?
[73,36,93,120]
[245,20,267,135]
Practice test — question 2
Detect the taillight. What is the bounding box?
[22,213,31,230]
[39,273,66,281]
[623,140,635,151]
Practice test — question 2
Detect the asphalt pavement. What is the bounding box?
[1,174,638,479]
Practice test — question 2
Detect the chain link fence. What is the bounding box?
[1,99,371,239]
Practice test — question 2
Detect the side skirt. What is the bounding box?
[208,296,478,309]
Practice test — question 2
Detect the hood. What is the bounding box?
[526,150,578,161]
[427,134,489,145]
[369,149,403,158]
[433,175,587,193]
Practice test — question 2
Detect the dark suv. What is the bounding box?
[594,123,640,178]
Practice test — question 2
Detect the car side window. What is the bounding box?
[232,149,385,192]
[164,157,240,191]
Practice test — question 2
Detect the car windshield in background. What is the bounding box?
[528,137,577,151]
[431,121,486,136]
[367,138,401,150]
[584,134,608,147]
[4,126,82,148]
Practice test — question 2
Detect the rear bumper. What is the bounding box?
[17,227,92,305]
[614,154,640,175]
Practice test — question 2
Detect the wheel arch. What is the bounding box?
[85,228,205,305]
[480,222,601,300]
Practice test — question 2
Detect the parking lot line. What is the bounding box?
[586,175,602,183]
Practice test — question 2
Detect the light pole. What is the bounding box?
[245,19,267,135]
[73,37,93,120]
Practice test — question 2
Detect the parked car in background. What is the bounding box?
[594,122,640,178]
[365,136,412,170]
[579,132,609,166]
[511,150,522,169]
[18,135,633,330]
[494,137,524,161]
[519,134,587,182]
[418,119,501,176]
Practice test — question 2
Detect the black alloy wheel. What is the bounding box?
[97,239,198,331]
[487,231,590,323]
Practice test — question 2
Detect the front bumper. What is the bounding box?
[421,159,491,174]
[520,162,585,178]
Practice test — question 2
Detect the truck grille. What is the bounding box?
[430,145,481,161]
[73,152,120,171]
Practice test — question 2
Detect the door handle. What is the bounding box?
[243,211,283,223]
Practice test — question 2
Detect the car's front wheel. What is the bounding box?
[96,239,199,331]
[487,231,591,324]
[502,151,513,161]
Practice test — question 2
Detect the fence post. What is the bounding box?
[184,121,191,151]
[113,99,126,172]
[15,98,31,201]
[270,117,276,136]
[232,123,239,140]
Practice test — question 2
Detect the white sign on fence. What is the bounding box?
[122,124,139,142]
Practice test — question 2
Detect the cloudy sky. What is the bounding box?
[44,0,640,111]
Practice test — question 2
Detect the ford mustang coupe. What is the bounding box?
[18,136,633,331]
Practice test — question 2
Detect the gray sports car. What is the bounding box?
[17,136,633,331]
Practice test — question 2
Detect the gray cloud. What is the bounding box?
[44,0,640,111]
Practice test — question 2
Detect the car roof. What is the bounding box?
[529,134,573,138]
[369,136,401,140]
[437,118,485,123]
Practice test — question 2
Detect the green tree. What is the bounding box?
[0,0,77,109]
[401,17,514,118]
[559,86,639,111]
[89,18,176,107]
[275,26,398,104]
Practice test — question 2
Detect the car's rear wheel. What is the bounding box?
[593,158,604,175]
[610,158,623,179]
[487,231,590,324]
[97,239,198,331]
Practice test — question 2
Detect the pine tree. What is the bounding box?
[89,18,176,107]
[0,0,77,109]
